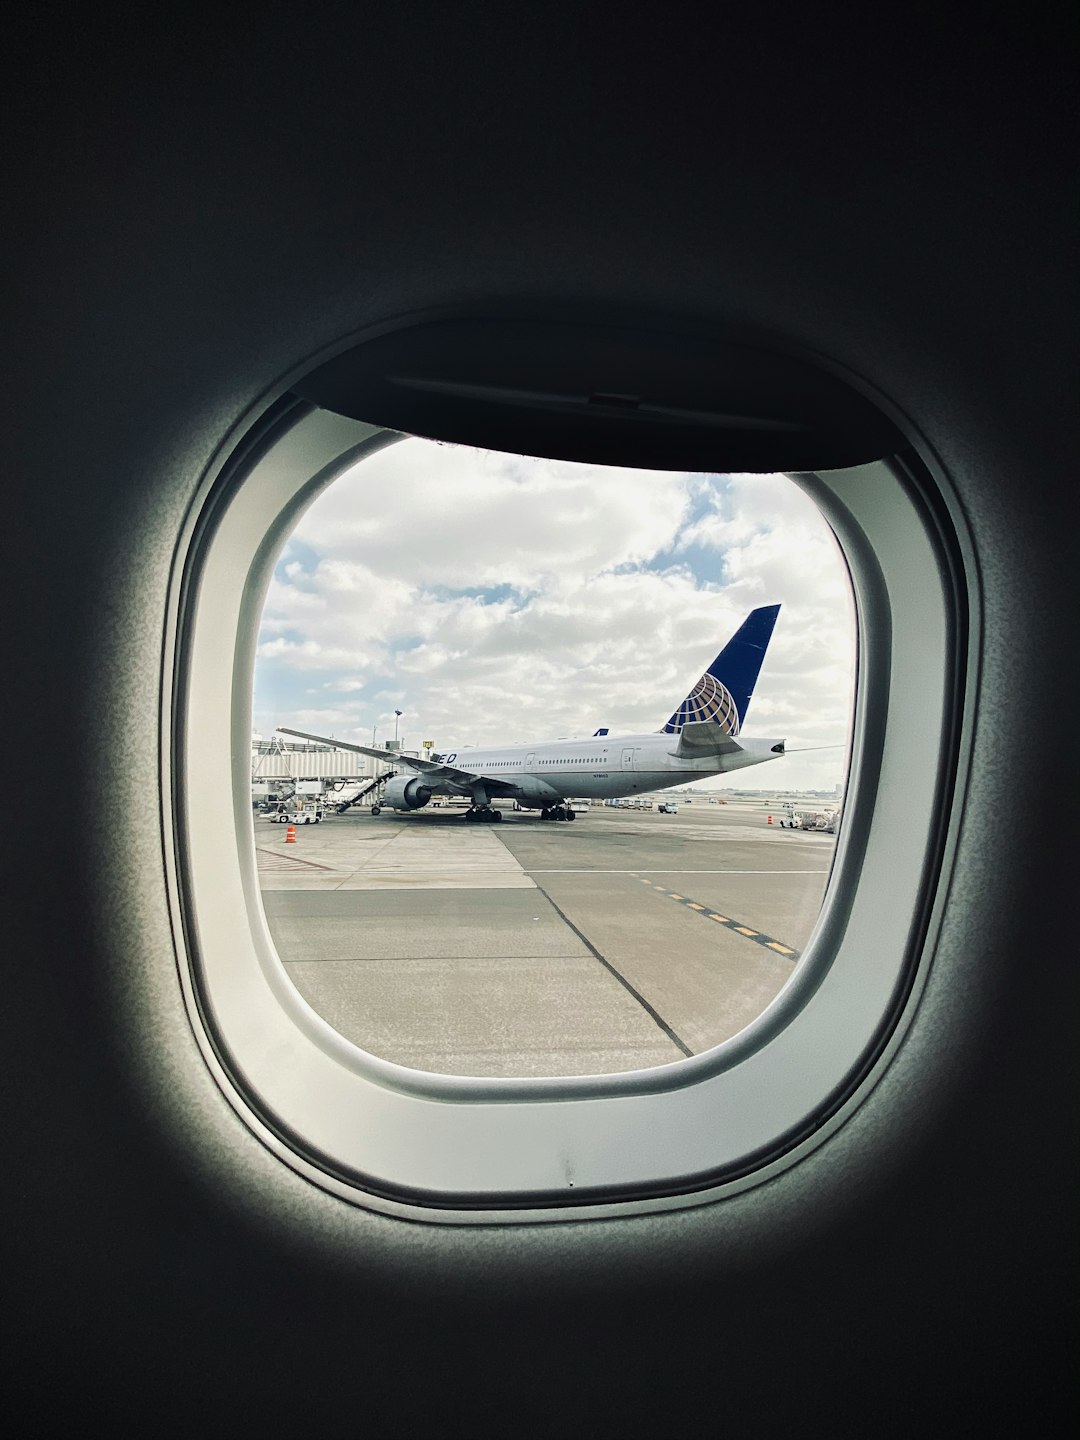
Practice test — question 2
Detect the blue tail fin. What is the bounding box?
[662,604,780,735]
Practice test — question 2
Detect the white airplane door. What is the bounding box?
[621,746,634,771]
[525,752,536,770]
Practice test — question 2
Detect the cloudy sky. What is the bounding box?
[254,438,855,792]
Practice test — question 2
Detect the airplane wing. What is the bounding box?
[666,721,746,759]
[275,728,516,793]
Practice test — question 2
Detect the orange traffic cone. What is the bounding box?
[285,825,297,843]
[767,814,773,825]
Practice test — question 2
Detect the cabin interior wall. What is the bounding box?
[5,14,1075,1432]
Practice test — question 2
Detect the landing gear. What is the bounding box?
[540,805,574,822]
[370,804,381,816]
[465,806,503,823]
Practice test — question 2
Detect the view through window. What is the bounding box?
[252,439,854,1077]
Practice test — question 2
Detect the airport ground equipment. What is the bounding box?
[777,802,841,832]
[333,775,390,813]
[269,802,323,825]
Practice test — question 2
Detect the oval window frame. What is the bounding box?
[165,397,973,1220]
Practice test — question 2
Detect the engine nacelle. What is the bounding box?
[381,775,433,811]
[512,777,562,807]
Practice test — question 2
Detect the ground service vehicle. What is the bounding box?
[268,803,323,825]
[778,803,839,832]
[6,15,1075,1437]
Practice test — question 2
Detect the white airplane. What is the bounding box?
[278,604,784,822]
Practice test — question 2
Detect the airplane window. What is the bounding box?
[251,437,854,1078]
[174,392,967,1214]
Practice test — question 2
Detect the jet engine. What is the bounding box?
[513,777,562,807]
[381,775,434,811]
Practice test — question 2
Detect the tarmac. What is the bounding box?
[257,801,837,1078]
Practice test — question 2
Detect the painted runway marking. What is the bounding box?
[628,874,801,961]
[256,847,336,873]
[530,881,693,1059]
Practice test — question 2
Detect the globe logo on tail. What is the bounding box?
[663,672,741,735]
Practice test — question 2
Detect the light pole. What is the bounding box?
[394,709,403,749]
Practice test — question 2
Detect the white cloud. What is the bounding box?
[290,442,691,591]
[253,440,854,790]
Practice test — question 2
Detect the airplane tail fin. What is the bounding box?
[661,604,780,736]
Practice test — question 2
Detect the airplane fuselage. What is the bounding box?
[423,731,784,809]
